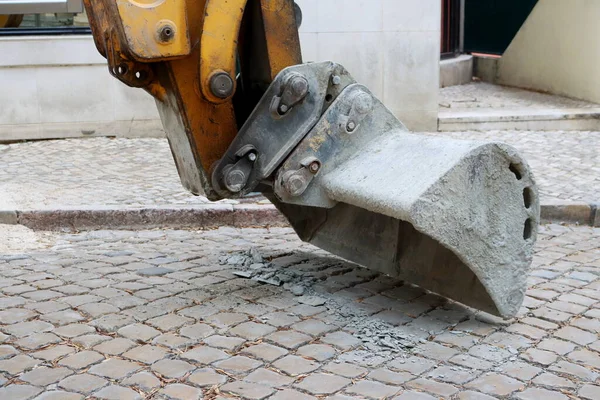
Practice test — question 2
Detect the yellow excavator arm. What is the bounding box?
[83,0,540,318]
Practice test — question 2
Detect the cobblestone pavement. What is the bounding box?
[440,82,600,111]
[1,131,599,212]
[0,224,599,399]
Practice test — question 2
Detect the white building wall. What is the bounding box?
[296,0,441,131]
[0,1,441,140]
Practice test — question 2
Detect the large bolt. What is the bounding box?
[332,75,341,85]
[355,92,374,114]
[210,72,235,99]
[284,173,308,197]
[158,24,175,43]
[224,169,247,193]
[347,121,357,132]
[309,161,321,174]
[290,75,309,98]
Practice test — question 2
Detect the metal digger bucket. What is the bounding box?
[266,65,540,318]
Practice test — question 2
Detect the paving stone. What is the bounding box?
[346,380,401,398]
[59,351,105,370]
[407,378,459,397]
[42,310,85,325]
[456,391,497,400]
[205,312,248,327]
[466,373,524,396]
[123,345,168,364]
[147,314,192,331]
[229,322,277,340]
[220,381,274,399]
[152,333,196,349]
[297,344,337,361]
[321,331,361,350]
[0,384,43,400]
[91,314,136,332]
[516,388,569,400]
[532,372,576,389]
[468,344,511,363]
[294,373,350,394]
[415,341,459,361]
[273,355,319,375]
[554,326,597,345]
[568,348,600,369]
[88,358,142,379]
[580,384,600,400]
[388,356,437,374]
[93,338,136,355]
[3,320,54,337]
[78,302,120,318]
[151,359,194,378]
[179,323,215,340]
[0,354,39,374]
[188,368,227,387]
[181,346,228,364]
[203,335,245,350]
[52,324,95,338]
[31,344,76,361]
[0,344,19,359]
[117,323,161,342]
[393,391,437,400]
[122,371,162,391]
[0,308,37,324]
[368,368,413,385]
[245,368,294,388]
[261,311,300,327]
[20,366,73,385]
[58,373,108,394]
[213,355,262,373]
[72,334,111,349]
[242,343,288,362]
[269,389,317,400]
[427,366,473,385]
[521,348,558,366]
[137,267,173,276]
[499,361,543,381]
[33,391,84,400]
[292,319,337,336]
[265,330,312,349]
[159,383,203,400]
[93,385,142,400]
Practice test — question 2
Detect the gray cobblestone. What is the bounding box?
[0,225,596,399]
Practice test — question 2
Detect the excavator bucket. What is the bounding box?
[81,0,539,318]
[212,62,540,319]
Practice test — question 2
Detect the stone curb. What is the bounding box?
[0,204,289,232]
[0,201,597,231]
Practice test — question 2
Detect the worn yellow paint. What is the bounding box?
[260,0,302,79]
[199,0,248,103]
[116,0,191,60]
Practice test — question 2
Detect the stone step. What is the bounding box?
[439,108,600,132]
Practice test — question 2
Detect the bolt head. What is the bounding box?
[279,104,289,114]
[210,72,235,99]
[290,76,309,97]
[332,75,341,85]
[285,175,307,197]
[224,169,247,193]
[347,121,357,132]
[247,153,257,162]
[158,24,175,43]
[309,161,321,174]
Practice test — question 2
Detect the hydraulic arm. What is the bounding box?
[83,0,540,318]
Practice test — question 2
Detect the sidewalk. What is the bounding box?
[1,132,599,230]
[439,82,600,131]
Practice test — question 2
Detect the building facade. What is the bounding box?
[0,1,442,141]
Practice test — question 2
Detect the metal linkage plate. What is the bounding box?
[274,83,404,207]
[211,62,356,198]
